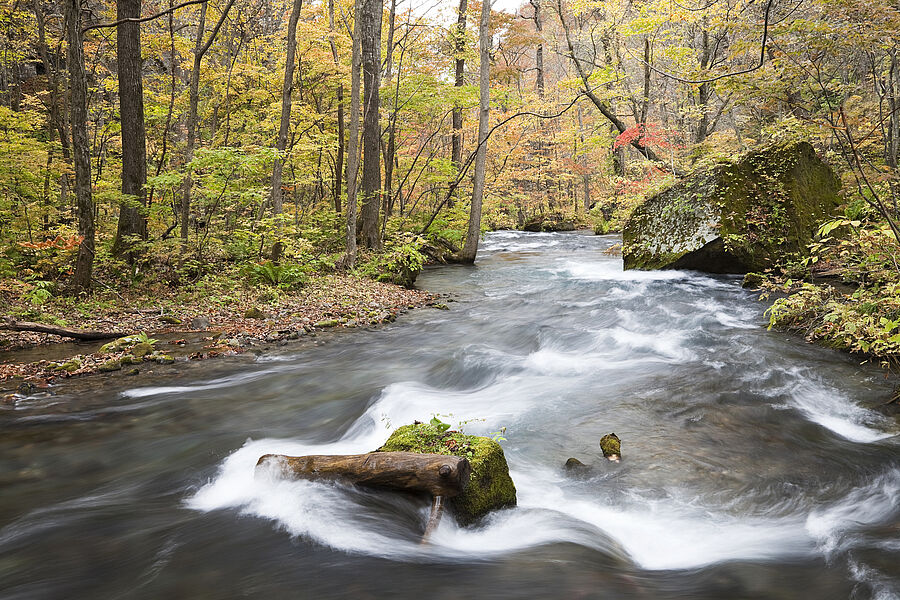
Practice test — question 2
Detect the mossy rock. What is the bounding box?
[148,351,175,365]
[53,358,82,373]
[98,359,122,372]
[314,318,341,328]
[244,307,269,320]
[623,141,841,273]
[742,272,765,288]
[131,342,154,358]
[377,423,517,525]
[599,433,621,459]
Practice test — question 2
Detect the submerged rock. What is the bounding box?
[623,141,841,273]
[377,423,517,525]
[565,457,589,470]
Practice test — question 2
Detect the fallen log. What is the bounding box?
[1,317,125,341]
[256,451,471,498]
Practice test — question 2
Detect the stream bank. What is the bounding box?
[0,273,440,393]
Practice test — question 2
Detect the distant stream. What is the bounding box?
[1,230,898,599]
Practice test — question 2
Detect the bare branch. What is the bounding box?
[623,0,774,85]
[83,0,207,32]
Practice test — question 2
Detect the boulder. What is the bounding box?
[377,423,517,525]
[623,141,841,273]
[523,214,577,232]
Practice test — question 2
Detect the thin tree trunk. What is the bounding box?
[65,0,94,292]
[112,0,148,259]
[182,0,236,239]
[344,0,362,266]
[181,1,207,243]
[450,0,467,210]
[530,0,544,96]
[577,106,590,212]
[358,0,383,249]
[459,0,490,263]
[641,36,650,123]
[382,0,397,225]
[329,0,344,212]
[270,0,304,216]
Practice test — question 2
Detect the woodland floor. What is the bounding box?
[0,274,443,392]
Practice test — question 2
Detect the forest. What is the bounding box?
[0,0,899,372]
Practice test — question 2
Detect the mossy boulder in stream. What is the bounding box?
[623,141,841,273]
[377,423,517,525]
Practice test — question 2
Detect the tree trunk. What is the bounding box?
[450,0,468,209]
[257,452,472,498]
[641,36,650,123]
[181,0,236,239]
[344,0,363,266]
[181,2,207,243]
[112,0,148,259]
[270,0,304,217]
[531,0,544,96]
[459,0,491,263]
[65,0,94,293]
[358,0,383,249]
[329,0,344,212]
[694,28,712,143]
[382,0,397,225]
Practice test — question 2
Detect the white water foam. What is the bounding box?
[787,377,896,443]
[122,368,284,399]
[805,469,900,557]
[561,259,689,282]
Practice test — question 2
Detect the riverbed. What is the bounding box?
[1,231,897,599]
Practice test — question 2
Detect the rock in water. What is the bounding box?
[599,433,621,462]
[623,141,841,273]
[377,423,517,525]
[565,457,589,470]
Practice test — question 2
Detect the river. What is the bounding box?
[1,230,898,599]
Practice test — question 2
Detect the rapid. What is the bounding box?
[1,230,898,599]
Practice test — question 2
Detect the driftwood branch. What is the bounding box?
[1,317,125,340]
[256,452,472,498]
[421,494,445,543]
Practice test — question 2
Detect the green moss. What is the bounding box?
[98,359,122,372]
[377,423,517,525]
[52,358,82,373]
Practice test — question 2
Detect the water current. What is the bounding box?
[1,230,898,599]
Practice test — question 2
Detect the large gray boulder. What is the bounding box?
[623,141,841,273]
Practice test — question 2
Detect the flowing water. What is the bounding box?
[1,230,898,599]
